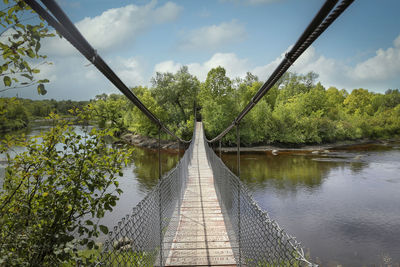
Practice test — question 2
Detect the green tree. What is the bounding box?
[325,86,346,120]
[91,94,129,134]
[275,72,319,104]
[0,97,29,131]
[126,86,167,137]
[383,89,400,109]
[0,113,132,266]
[151,66,199,124]
[199,66,238,143]
[343,88,374,115]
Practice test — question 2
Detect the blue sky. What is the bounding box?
[1,0,400,100]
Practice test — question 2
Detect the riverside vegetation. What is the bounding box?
[1,0,399,265]
[9,67,391,146]
[88,67,400,147]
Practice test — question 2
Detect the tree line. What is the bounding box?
[2,66,399,145]
[0,98,89,132]
[90,66,400,146]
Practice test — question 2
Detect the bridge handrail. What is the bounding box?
[96,123,196,266]
[204,131,314,266]
[207,0,354,144]
[24,0,191,144]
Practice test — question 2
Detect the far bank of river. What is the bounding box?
[122,130,400,153]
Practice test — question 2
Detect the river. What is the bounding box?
[221,144,400,266]
[1,124,399,266]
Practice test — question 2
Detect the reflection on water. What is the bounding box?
[219,144,400,266]
[131,147,180,193]
[222,152,337,192]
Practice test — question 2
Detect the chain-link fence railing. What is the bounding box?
[204,133,314,267]
[97,124,196,266]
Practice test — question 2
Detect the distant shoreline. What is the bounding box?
[219,138,400,153]
[121,131,400,152]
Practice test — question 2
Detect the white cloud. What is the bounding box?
[155,53,249,81]
[351,35,400,82]
[115,57,146,87]
[189,53,249,80]
[179,20,246,51]
[252,53,283,80]
[286,34,400,90]
[154,60,182,74]
[154,34,400,92]
[42,1,182,56]
[3,55,147,100]
[16,1,182,99]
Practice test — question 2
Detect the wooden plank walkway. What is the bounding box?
[165,122,236,266]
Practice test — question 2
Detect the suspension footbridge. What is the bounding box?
[22,0,355,265]
[164,123,236,266]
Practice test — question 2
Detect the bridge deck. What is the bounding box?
[165,123,236,266]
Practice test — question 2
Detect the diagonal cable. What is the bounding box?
[23,0,190,143]
[207,0,355,143]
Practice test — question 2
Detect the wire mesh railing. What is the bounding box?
[204,133,313,267]
[96,124,196,266]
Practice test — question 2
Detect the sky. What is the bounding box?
[1,0,400,100]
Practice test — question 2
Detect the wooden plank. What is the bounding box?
[165,256,237,266]
[168,249,234,258]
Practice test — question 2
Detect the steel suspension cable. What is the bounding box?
[207,0,354,143]
[23,0,190,144]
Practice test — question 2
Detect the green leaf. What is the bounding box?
[3,76,11,87]
[15,23,24,29]
[27,49,35,58]
[37,83,47,95]
[99,225,108,234]
[7,6,14,16]
[21,73,33,80]
[1,64,8,72]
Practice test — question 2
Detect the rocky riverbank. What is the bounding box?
[120,131,400,154]
[120,132,184,150]
[219,138,400,153]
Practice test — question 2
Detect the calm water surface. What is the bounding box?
[221,145,400,266]
[2,124,400,266]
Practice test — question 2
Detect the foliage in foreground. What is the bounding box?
[0,112,132,266]
[1,0,54,94]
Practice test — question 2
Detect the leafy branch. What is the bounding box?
[1,0,55,95]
